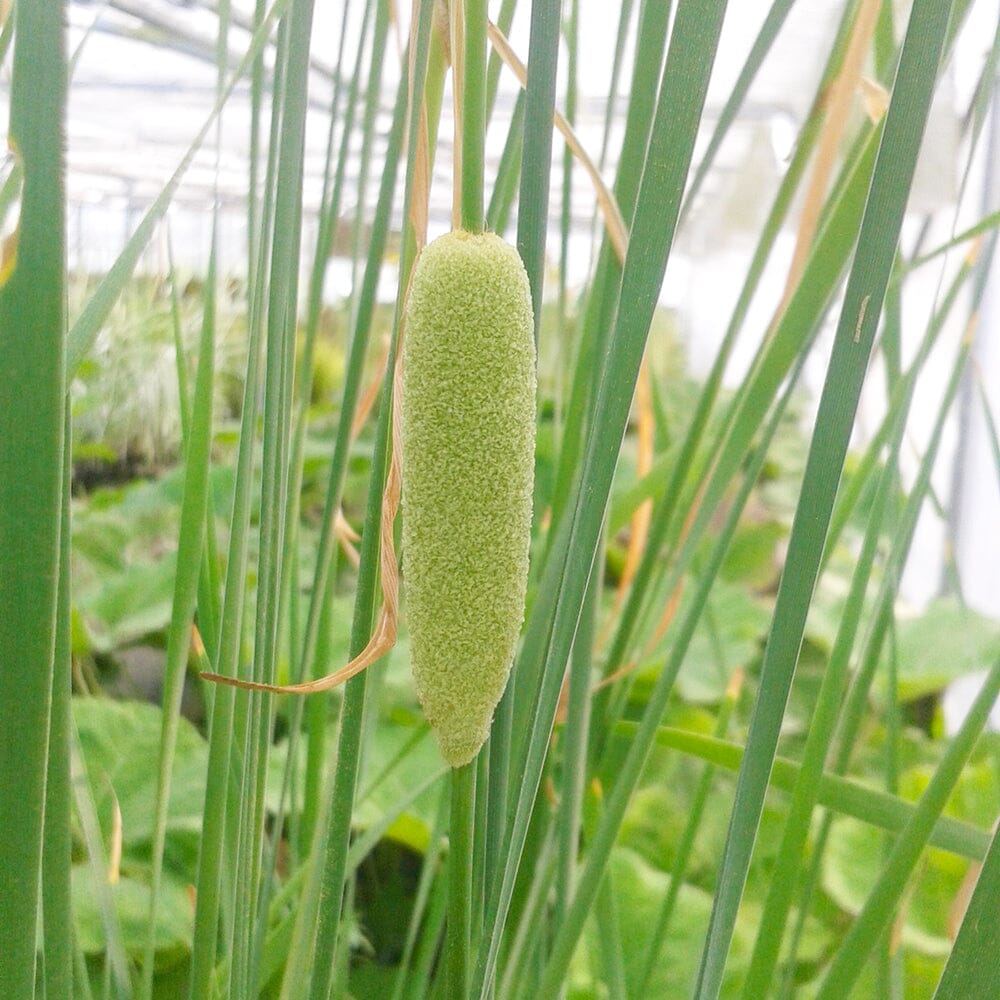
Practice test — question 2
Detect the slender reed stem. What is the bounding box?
[448,761,477,999]
[0,4,66,995]
[460,0,486,232]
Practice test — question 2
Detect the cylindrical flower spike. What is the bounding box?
[401,230,536,768]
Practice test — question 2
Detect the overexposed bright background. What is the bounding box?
[16,0,1000,623]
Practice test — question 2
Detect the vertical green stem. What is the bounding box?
[187,167,271,1000]
[0,2,66,997]
[410,869,450,1000]
[229,16,288,991]
[485,90,525,235]
[448,762,477,999]
[554,0,578,439]
[461,0,487,232]
[516,0,560,333]
[472,749,490,959]
[932,822,1000,999]
[42,414,74,999]
[485,0,517,116]
[390,796,449,1000]
[693,3,955,994]
[555,554,598,922]
[596,871,627,999]
[140,244,218,1000]
[735,259,971,996]
[293,354,397,1000]
[500,834,555,1000]
[248,0,266,281]
[288,10,437,997]
[637,673,742,996]
[881,624,905,1000]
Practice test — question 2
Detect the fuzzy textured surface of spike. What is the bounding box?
[401,230,536,768]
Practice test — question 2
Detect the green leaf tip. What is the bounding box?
[401,230,536,768]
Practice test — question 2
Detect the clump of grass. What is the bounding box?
[7,2,1000,999]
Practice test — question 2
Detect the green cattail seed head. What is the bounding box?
[401,231,536,768]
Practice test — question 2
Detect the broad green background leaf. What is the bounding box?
[894,598,1000,700]
[72,865,192,968]
[74,699,207,848]
[567,848,829,999]
[822,817,966,957]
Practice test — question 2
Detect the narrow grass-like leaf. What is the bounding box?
[235,5,319,994]
[301,310,392,1000]
[555,558,599,923]
[165,248,223,683]
[595,0,636,176]
[0,4,66,997]
[777,299,986,986]
[908,208,1000,270]
[496,837,553,1000]
[598,123,879,763]
[545,0,670,537]
[645,727,990,862]
[186,120,277,1000]
[740,253,978,999]
[296,0,410,698]
[288,0,369,622]
[555,0,578,430]
[285,9,437,998]
[977,372,1000,496]
[597,98,827,733]
[65,0,292,378]
[636,677,741,997]
[410,871,449,1000]
[681,0,795,219]
[533,346,799,1000]
[515,0,560,330]
[484,0,517,119]
[139,247,218,1000]
[931,824,1000,999]
[816,650,1000,998]
[485,88,524,235]
[41,417,75,999]
[448,763,477,998]
[460,0,486,232]
[692,4,956,995]
[69,722,131,998]
[595,870,627,1000]
[390,798,449,1000]
[476,6,730,993]
[268,0,373,895]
